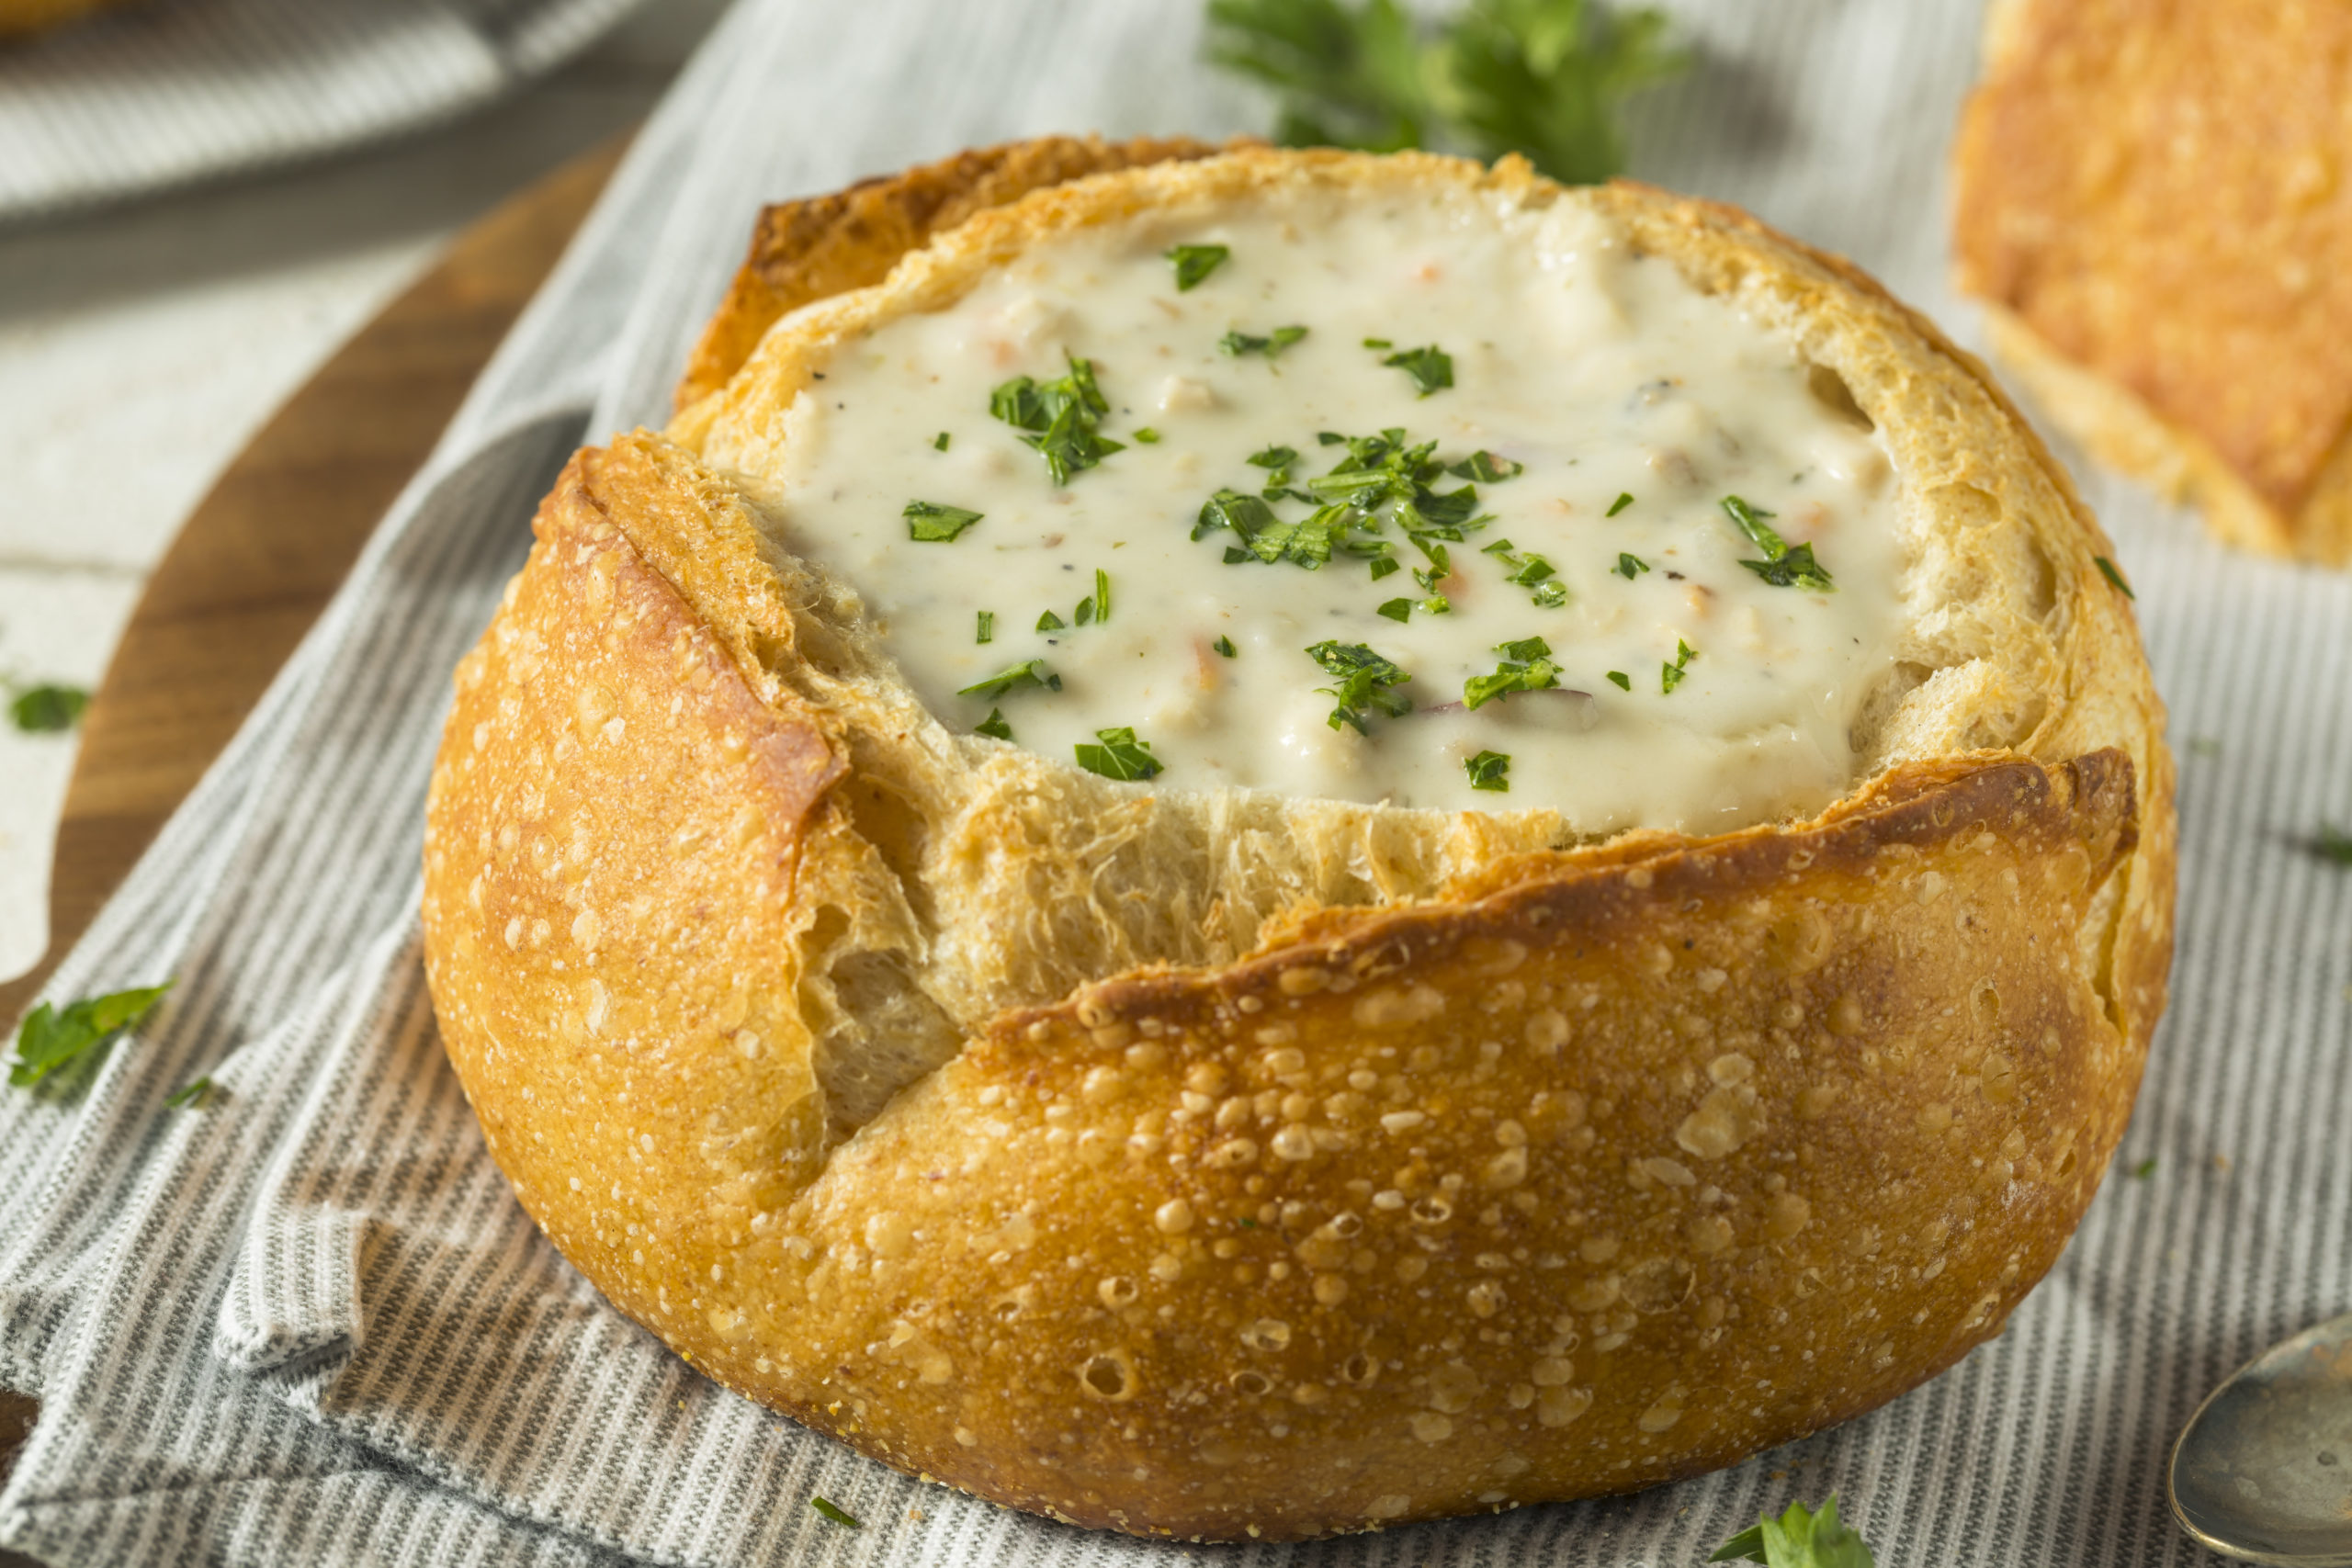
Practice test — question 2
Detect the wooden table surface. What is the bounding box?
[0,134,625,1562]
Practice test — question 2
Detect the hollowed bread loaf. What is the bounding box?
[422,144,2176,1541]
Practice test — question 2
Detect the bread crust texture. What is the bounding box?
[423,147,2175,1540]
[1952,0,2352,564]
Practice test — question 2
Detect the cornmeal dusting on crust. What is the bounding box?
[423,146,2177,1541]
[1954,0,2352,564]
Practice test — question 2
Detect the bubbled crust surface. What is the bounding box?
[425,148,2177,1540]
[1953,0,2352,565]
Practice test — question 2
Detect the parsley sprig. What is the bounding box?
[1306,640,1413,733]
[8,982,173,1093]
[1204,0,1687,186]
[1709,1495,1876,1567]
[990,355,1125,485]
[1076,727,1164,781]
[1723,495,1834,590]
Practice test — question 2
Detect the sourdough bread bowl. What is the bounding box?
[421,141,2175,1541]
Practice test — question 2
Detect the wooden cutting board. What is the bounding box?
[0,132,628,1552]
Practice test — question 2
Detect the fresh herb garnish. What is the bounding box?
[8,982,172,1092]
[1134,426,1161,444]
[933,431,951,451]
[990,354,1125,485]
[1248,443,1302,486]
[1708,1494,1875,1566]
[1306,640,1412,733]
[1076,568,1112,626]
[1167,243,1232,290]
[1483,536,1567,606]
[976,610,994,644]
[1076,726,1165,781]
[1661,637,1697,694]
[1446,450,1521,482]
[1464,750,1510,791]
[165,1076,216,1110]
[2094,555,2136,599]
[958,659,1061,700]
[1723,495,1834,590]
[1606,491,1634,516]
[809,1497,863,1529]
[975,707,1014,740]
[2317,823,2352,865]
[2131,1156,2158,1179]
[1464,637,1561,709]
[1362,336,1393,349]
[1606,670,1631,690]
[1615,551,1648,579]
[1377,596,1415,623]
[1204,0,1687,186]
[1036,609,1067,632]
[1221,325,1310,359]
[1368,555,1402,581]
[903,500,983,542]
[1213,635,1238,658]
[8,684,88,734]
[1381,344,1453,397]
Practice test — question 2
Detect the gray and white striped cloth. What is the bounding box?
[0,0,642,221]
[0,1,2338,1562]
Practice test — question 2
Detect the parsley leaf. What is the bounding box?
[1037,609,1067,632]
[1607,491,1634,516]
[1723,494,1834,590]
[1306,640,1413,732]
[2094,554,2136,599]
[1381,344,1453,396]
[1464,637,1561,708]
[1464,749,1510,791]
[1167,243,1232,290]
[1377,596,1415,622]
[1205,0,1685,185]
[989,355,1125,485]
[809,1497,862,1529]
[1446,450,1522,481]
[1484,536,1567,607]
[2316,823,2352,865]
[975,707,1014,740]
[1221,325,1310,359]
[165,1076,217,1110]
[1605,669,1630,690]
[957,659,1061,701]
[1134,426,1161,444]
[8,684,88,734]
[1213,635,1238,658]
[1615,551,1648,579]
[8,982,173,1092]
[1075,726,1164,781]
[1708,1495,1876,1567]
[1662,637,1697,693]
[933,431,951,451]
[2131,1156,2158,1178]
[903,500,984,542]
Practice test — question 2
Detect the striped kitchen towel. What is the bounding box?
[0,0,2340,1563]
[0,0,643,222]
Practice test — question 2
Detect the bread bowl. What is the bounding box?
[421,141,2175,1540]
[1952,0,2352,564]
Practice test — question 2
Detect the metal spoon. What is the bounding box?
[2170,1312,2352,1565]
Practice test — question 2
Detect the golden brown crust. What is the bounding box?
[1952,0,2352,564]
[426,145,2177,1540]
[672,132,1237,416]
[0,0,123,40]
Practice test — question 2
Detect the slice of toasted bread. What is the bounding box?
[1953,0,2352,564]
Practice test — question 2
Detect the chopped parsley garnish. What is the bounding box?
[165,1076,216,1110]
[957,659,1061,700]
[1166,243,1231,290]
[1381,344,1453,397]
[1376,597,1414,623]
[2131,1156,2158,1179]
[1661,637,1697,694]
[1368,556,1402,581]
[903,499,983,542]
[2317,823,2352,865]
[1075,726,1164,781]
[1464,750,1510,791]
[975,707,1014,740]
[809,1497,863,1529]
[1076,568,1112,626]
[1723,495,1834,590]
[1607,491,1634,516]
[1213,635,1238,658]
[1464,637,1561,709]
[1036,609,1066,632]
[1134,426,1161,444]
[1606,670,1631,690]
[1221,325,1309,359]
[1306,640,1412,733]
[8,981,172,1092]
[1615,551,1648,579]
[1247,444,1301,488]
[2094,555,2136,599]
[1708,1494,1875,1566]
[976,610,994,644]
[8,683,88,734]
[933,431,951,451]
[990,354,1125,485]
[1362,337,1393,349]
[1446,450,1522,482]
[1482,537,1566,607]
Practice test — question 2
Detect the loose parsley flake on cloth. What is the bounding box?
[8,683,88,734]
[8,982,173,1092]
[1708,1495,1876,1567]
